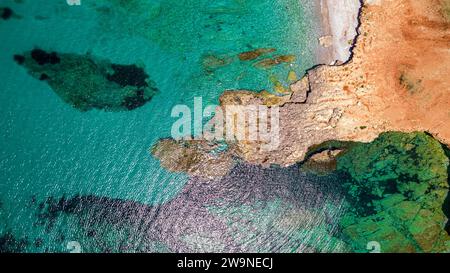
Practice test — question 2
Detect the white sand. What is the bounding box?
[319,0,361,64]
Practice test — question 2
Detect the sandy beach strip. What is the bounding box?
[317,0,361,65]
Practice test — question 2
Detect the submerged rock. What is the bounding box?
[201,53,233,73]
[300,149,342,176]
[254,55,296,68]
[201,0,450,168]
[0,232,29,253]
[238,48,276,61]
[14,49,158,111]
[335,132,450,252]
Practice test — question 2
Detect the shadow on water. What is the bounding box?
[33,162,346,253]
[441,144,450,234]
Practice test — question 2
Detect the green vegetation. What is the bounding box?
[336,132,450,252]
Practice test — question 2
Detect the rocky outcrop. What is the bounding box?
[0,232,30,253]
[0,7,15,20]
[153,0,450,172]
[238,48,276,61]
[300,149,342,175]
[14,49,158,111]
[207,0,450,167]
[151,139,235,179]
[149,1,450,252]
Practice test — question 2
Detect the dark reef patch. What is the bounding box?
[13,54,25,64]
[122,89,147,110]
[0,231,29,253]
[14,48,158,111]
[39,73,49,81]
[107,64,149,88]
[1,7,13,20]
[31,49,60,65]
[34,238,43,248]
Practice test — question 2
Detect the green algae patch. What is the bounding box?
[336,132,450,252]
[14,49,158,112]
[201,53,234,73]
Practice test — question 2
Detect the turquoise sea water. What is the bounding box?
[0,0,342,252]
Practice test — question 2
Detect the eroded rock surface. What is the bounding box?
[212,0,450,167]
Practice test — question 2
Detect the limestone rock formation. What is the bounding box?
[151,139,235,179]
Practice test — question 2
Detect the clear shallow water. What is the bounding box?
[0,0,343,252]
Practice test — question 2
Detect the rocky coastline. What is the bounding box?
[153,0,450,174]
